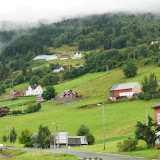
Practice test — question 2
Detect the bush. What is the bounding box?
[77,124,95,145]
[117,137,138,152]
[86,133,95,145]
[77,124,89,136]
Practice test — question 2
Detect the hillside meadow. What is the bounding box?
[0,65,160,158]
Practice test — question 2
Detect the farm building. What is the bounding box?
[36,95,45,102]
[151,41,158,45]
[32,132,88,148]
[152,102,160,145]
[59,89,78,98]
[10,90,24,97]
[32,55,50,60]
[0,106,10,117]
[53,66,65,73]
[26,85,43,96]
[46,55,58,61]
[60,54,70,60]
[109,82,142,100]
[72,52,83,59]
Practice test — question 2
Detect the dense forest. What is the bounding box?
[0,12,160,92]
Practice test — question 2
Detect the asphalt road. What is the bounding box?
[5,147,155,160]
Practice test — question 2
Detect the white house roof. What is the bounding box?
[110,82,139,91]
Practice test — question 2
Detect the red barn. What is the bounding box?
[60,54,70,60]
[109,82,142,100]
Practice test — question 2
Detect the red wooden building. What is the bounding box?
[152,102,160,130]
[109,82,142,100]
[10,90,24,97]
[0,106,10,117]
[60,54,70,60]
[36,95,45,102]
[152,102,160,145]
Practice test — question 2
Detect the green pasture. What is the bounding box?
[1,149,77,160]
[0,64,160,158]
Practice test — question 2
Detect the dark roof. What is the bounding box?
[0,106,10,109]
[30,85,38,90]
[152,102,160,109]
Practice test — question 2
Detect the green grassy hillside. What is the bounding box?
[1,64,160,158]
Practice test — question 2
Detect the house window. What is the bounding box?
[158,114,160,124]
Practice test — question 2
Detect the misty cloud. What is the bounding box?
[0,0,160,25]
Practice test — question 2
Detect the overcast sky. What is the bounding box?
[0,0,160,23]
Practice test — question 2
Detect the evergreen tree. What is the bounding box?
[2,135,8,142]
[135,116,160,147]
[10,127,17,146]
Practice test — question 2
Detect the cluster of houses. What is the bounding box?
[32,52,83,61]
[10,85,78,103]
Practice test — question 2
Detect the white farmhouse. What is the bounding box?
[46,55,58,61]
[53,67,65,73]
[72,52,83,59]
[26,85,43,96]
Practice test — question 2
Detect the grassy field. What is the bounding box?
[1,149,77,160]
[0,64,160,159]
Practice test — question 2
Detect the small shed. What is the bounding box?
[36,95,45,102]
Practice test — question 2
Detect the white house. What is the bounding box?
[26,85,43,96]
[151,41,158,45]
[46,55,58,61]
[72,52,83,59]
[53,67,65,73]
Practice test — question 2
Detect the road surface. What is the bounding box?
[4,147,155,160]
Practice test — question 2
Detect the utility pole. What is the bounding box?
[97,103,105,150]
[134,50,136,61]
[102,103,105,150]
[52,122,59,154]
[106,65,109,74]
[146,105,148,126]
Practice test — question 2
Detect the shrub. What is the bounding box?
[117,137,138,152]
[77,124,89,136]
[77,124,95,145]
[86,133,95,145]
